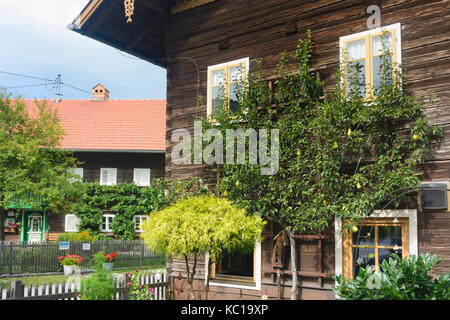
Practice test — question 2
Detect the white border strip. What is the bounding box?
[204,241,261,291]
[335,209,418,277]
[206,57,250,117]
[339,23,402,66]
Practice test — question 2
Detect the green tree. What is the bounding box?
[0,93,80,240]
[140,195,266,300]
[203,31,442,299]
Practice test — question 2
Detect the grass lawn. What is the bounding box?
[0,260,166,288]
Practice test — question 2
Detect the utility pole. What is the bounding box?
[55,74,62,103]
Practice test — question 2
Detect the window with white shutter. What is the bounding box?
[100,168,117,186]
[69,168,84,183]
[133,169,151,187]
[100,214,115,232]
[65,214,80,232]
[134,215,148,232]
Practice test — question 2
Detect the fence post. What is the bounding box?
[166,261,173,301]
[11,280,24,299]
[140,244,144,267]
[124,274,131,300]
[8,241,13,275]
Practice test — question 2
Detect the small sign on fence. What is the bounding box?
[59,242,70,250]
[82,243,91,251]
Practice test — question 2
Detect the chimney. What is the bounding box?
[92,84,110,101]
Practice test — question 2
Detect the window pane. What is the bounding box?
[352,226,375,246]
[347,39,366,60]
[229,65,244,82]
[379,248,402,265]
[134,168,150,187]
[212,86,225,114]
[229,83,241,113]
[212,69,226,86]
[372,34,393,56]
[378,225,402,246]
[32,218,39,232]
[353,247,375,276]
[373,54,393,94]
[347,60,366,98]
[218,251,253,278]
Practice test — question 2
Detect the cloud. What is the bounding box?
[0,0,166,100]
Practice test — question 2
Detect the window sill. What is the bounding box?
[210,275,257,289]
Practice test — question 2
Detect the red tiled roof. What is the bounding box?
[23,99,166,152]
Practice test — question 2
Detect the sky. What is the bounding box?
[0,0,166,100]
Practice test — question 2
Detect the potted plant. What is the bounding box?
[57,254,83,275]
[100,251,118,271]
[12,223,20,234]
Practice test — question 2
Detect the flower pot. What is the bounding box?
[63,265,80,276]
[102,262,114,271]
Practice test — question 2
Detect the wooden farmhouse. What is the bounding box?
[3,85,166,243]
[70,0,450,299]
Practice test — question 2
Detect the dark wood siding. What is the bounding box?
[163,0,450,299]
[74,151,165,184]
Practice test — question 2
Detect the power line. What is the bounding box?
[2,83,56,89]
[0,70,53,82]
[62,82,91,95]
[0,70,94,98]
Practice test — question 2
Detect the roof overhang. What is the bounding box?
[65,148,165,154]
[69,0,175,68]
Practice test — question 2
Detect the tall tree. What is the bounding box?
[0,92,80,240]
[203,31,441,299]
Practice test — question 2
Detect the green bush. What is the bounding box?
[333,253,450,300]
[79,252,116,300]
[71,179,210,240]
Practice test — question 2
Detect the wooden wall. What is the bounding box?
[44,151,165,239]
[75,151,165,184]
[163,0,450,299]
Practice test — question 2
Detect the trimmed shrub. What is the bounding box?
[333,253,450,300]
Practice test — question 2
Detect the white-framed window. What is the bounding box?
[205,241,262,291]
[69,168,84,183]
[65,214,80,232]
[100,168,117,186]
[134,215,148,233]
[4,218,15,228]
[335,209,418,282]
[207,57,250,117]
[339,23,402,99]
[133,168,151,187]
[101,214,115,232]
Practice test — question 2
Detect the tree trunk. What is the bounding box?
[0,207,5,241]
[184,254,197,300]
[285,228,299,300]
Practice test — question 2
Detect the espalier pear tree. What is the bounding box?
[0,93,80,240]
[202,31,442,299]
[140,195,265,300]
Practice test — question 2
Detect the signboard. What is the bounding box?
[82,243,91,251]
[59,242,70,250]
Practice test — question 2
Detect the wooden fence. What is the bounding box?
[0,240,164,275]
[0,271,169,300]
